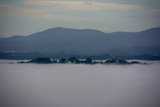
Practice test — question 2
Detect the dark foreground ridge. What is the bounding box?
[18,57,142,64]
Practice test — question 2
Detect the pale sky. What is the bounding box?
[0,0,160,37]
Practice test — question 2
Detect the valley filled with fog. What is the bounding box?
[0,60,160,107]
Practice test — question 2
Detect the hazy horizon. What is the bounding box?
[0,0,160,37]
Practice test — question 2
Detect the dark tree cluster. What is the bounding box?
[59,57,93,64]
[67,57,81,63]
[28,57,53,64]
[19,57,141,64]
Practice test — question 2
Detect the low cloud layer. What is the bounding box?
[0,1,143,21]
[24,0,142,11]
[0,0,159,37]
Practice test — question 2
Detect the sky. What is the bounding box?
[0,0,160,37]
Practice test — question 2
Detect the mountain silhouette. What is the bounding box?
[0,27,160,56]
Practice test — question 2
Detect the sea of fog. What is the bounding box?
[0,60,160,107]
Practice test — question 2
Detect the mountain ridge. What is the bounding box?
[0,27,160,57]
[1,27,160,38]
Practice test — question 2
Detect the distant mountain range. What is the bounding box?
[0,27,160,59]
